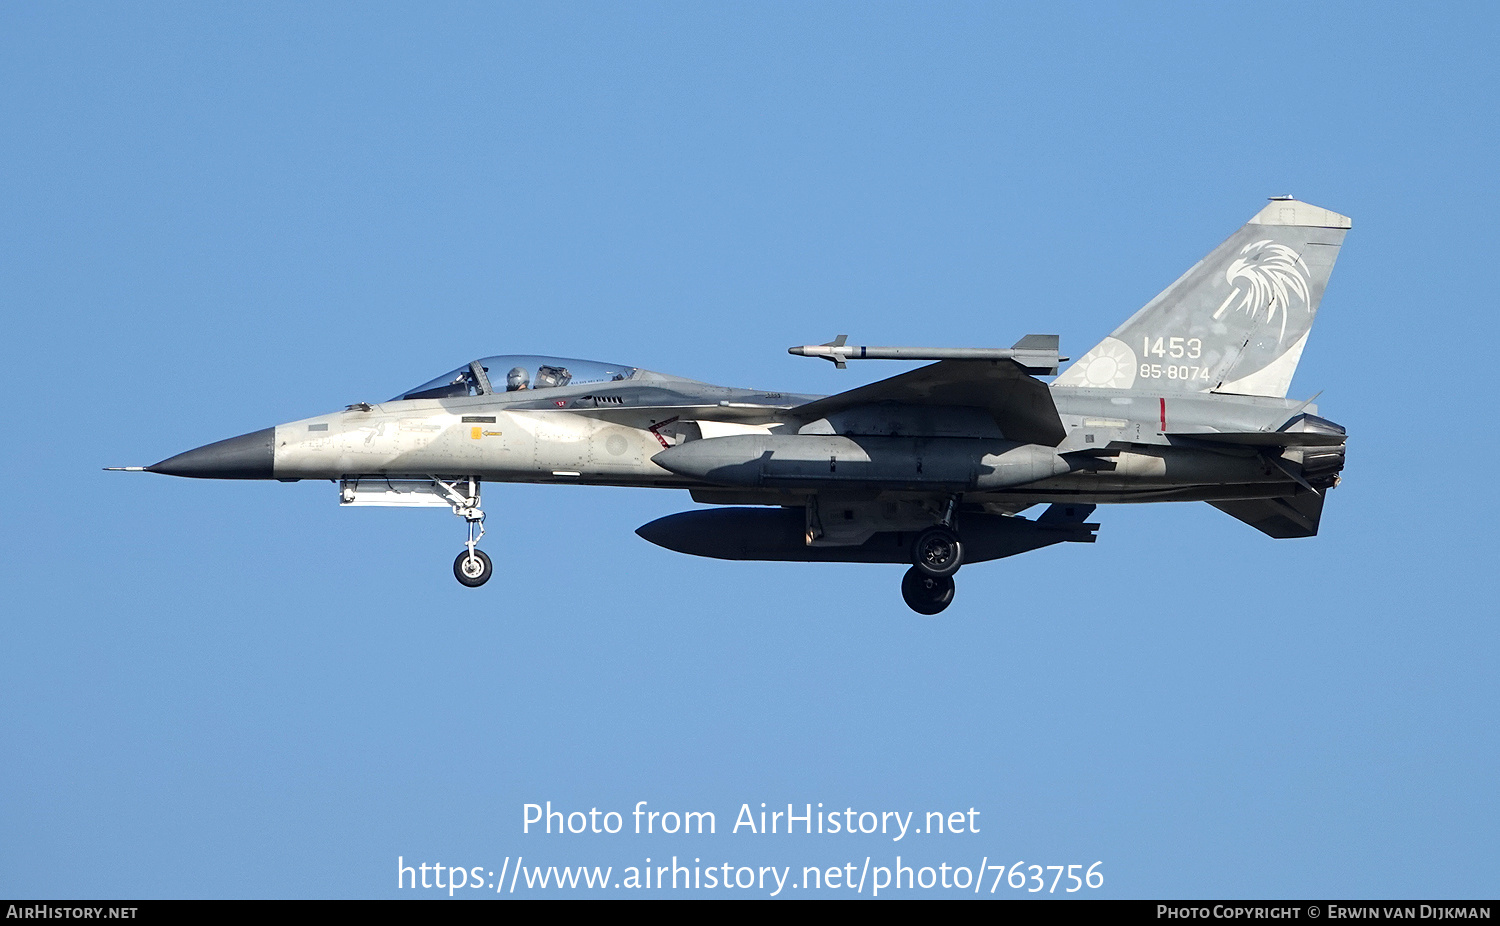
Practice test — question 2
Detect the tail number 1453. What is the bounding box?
[1143,336,1201,359]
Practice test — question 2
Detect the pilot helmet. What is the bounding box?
[506,367,530,391]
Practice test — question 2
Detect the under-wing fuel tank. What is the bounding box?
[636,505,1097,564]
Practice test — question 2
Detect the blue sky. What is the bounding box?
[2,2,1496,898]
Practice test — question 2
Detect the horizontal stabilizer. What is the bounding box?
[1168,411,1346,448]
[1209,492,1326,538]
[790,359,1066,445]
[1168,430,1345,448]
[1039,502,1096,523]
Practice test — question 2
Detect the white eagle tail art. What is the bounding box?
[1213,239,1313,342]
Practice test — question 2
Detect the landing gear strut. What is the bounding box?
[435,476,491,588]
[902,567,955,615]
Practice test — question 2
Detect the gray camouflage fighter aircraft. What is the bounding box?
[113,198,1349,614]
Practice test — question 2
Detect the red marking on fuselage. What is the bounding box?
[647,416,680,449]
[1159,397,1166,433]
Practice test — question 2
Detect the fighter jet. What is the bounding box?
[113,198,1349,614]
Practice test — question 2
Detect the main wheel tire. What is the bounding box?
[902,567,955,615]
[911,526,963,578]
[453,549,494,587]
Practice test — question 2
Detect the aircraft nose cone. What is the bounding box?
[147,427,276,479]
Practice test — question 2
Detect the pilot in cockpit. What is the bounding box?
[506,367,530,391]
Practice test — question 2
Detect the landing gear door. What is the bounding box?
[339,478,455,507]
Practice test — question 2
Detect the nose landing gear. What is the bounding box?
[454,548,493,587]
[452,506,491,587]
[435,476,491,588]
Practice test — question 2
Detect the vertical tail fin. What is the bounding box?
[1054,199,1351,397]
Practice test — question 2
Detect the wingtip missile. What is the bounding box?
[788,334,850,364]
[788,335,1065,373]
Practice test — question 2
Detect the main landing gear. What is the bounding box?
[902,568,955,615]
[911,525,962,578]
[901,497,964,614]
[435,477,492,587]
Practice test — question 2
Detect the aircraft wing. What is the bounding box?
[789,359,1066,446]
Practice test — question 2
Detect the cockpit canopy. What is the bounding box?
[394,355,638,401]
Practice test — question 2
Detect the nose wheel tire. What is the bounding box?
[902,567,955,615]
[911,526,963,578]
[453,549,493,587]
